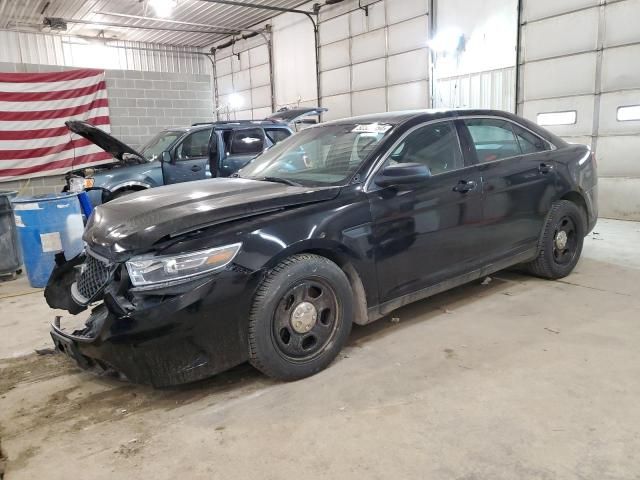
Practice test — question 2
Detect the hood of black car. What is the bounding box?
[66,120,146,162]
[84,178,341,257]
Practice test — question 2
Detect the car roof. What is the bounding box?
[162,120,288,135]
[323,109,528,126]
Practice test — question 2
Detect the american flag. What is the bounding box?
[0,68,112,181]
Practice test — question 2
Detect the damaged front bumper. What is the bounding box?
[47,253,259,387]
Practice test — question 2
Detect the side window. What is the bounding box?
[512,124,550,154]
[464,118,521,163]
[175,129,211,161]
[229,128,265,155]
[265,128,291,144]
[388,121,463,175]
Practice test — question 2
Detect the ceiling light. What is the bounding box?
[149,0,178,18]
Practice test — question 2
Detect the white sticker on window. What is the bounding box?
[14,215,24,227]
[13,203,41,211]
[40,232,63,253]
[352,123,393,134]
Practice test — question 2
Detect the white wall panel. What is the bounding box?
[321,67,351,96]
[320,14,351,45]
[601,45,640,92]
[352,88,387,115]
[523,0,598,22]
[388,81,429,111]
[598,90,640,135]
[386,0,428,24]
[604,0,640,47]
[598,177,640,220]
[350,2,386,35]
[522,8,598,62]
[352,59,386,91]
[218,74,234,95]
[251,64,271,88]
[249,45,269,66]
[232,69,251,92]
[351,29,386,63]
[322,93,352,121]
[251,85,272,109]
[521,95,595,137]
[387,17,429,55]
[320,39,350,71]
[522,53,597,100]
[597,136,640,177]
[253,107,272,120]
[388,50,428,85]
[216,56,232,76]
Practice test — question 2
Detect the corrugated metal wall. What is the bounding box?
[518,0,640,220]
[0,29,209,74]
[318,0,431,121]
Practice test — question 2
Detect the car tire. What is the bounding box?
[525,200,586,279]
[248,254,353,381]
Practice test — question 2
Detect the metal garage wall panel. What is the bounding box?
[388,81,429,111]
[387,17,428,55]
[251,64,271,88]
[320,14,351,46]
[232,69,251,92]
[253,107,272,120]
[564,136,593,146]
[522,7,598,62]
[352,58,386,91]
[522,52,597,100]
[598,177,640,220]
[604,0,640,47]
[350,2,386,36]
[386,0,428,24]
[387,50,428,85]
[322,93,352,121]
[352,88,387,115]
[521,95,596,137]
[601,45,640,92]
[236,109,252,120]
[218,74,234,95]
[321,67,351,96]
[598,90,640,135]
[597,135,640,177]
[216,56,232,77]
[523,0,598,22]
[239,51,250,71]
[252,85,272,109]
[320,39,350,71]
[249,45,270,67]
[351,29,386,64]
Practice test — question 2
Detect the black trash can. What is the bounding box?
[0,190,22,279]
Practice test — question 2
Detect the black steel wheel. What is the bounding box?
[248,254,353,380]
[525,200,585,279]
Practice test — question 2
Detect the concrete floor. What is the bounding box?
[1,218,639,479]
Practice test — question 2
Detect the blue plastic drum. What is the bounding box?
[12,193,85,288]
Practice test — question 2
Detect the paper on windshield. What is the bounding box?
[352,123,393,134]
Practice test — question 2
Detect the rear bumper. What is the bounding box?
[585,184,598,233]
[50,270,259,387]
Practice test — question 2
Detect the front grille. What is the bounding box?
[75,252,114,304]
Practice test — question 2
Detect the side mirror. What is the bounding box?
[374,162,431,188]
[161,151,172,164]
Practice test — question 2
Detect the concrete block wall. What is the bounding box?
[0,62,214,195]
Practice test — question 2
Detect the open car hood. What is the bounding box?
[84,178,341,259]
[66,120,146,162]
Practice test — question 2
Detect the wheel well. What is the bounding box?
[302,248,369,326]
[561,191,588,222]
[115,185,147,194]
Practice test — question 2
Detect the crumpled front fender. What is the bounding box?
[44,252,87,315]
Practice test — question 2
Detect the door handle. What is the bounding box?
[539,163,553,174]
[191,165,202,172]
[452,180,477,194]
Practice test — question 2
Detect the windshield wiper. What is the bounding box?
[259,176,302,187]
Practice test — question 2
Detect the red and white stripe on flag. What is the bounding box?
[0,68,113,181]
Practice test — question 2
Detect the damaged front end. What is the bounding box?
[45,247,257,387]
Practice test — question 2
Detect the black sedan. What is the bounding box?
[46,109,598,387]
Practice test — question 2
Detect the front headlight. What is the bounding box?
[126,243,242,287]
[68,177,95,192]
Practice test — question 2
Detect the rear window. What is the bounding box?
[265,128,291,144]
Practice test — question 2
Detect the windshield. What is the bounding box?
[239,123,393,186]
[140,131,183,161]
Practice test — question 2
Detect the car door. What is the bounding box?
[461,117,557,261]
[219,127,267,177]
[162,129,211,184]
[368,120,483,304]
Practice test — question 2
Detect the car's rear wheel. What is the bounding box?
[248,254,353,380]
[525,200,585,279]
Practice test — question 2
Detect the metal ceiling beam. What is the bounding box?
[196,0,312,16]
[93,10,263,34]
[46,17,238,36]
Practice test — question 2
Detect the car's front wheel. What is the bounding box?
[248,254,353,380]
[525,200,586,279]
